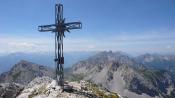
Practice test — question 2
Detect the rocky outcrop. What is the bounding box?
[17,77,101,98]
[17,76,65,98]
[0,83,24,98]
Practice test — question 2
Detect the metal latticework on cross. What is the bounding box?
[38,2,82,88]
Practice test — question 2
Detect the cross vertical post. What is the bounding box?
[38,2,82,88]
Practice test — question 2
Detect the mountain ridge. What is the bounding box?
[0,60,55,85]
[72,51,175,98]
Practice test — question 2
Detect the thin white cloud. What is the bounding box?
[0,30,175,55]
[0,37,53,53]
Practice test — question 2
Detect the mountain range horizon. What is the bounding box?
[1,50,175,74]
[0,51,175,98]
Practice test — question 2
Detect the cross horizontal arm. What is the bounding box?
[65,22,82,30]
[38,24,56,32]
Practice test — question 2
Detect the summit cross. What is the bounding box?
[38,2,82,88]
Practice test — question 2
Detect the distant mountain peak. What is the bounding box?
[15,60,34,66]
[18,60,31,64]
[0,60,55,85]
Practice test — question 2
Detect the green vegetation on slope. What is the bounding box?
[85,82,120,98]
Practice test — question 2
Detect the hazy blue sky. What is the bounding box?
[0,0,175,55]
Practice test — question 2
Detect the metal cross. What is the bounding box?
[38,3,82,88]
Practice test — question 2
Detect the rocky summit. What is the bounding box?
[17,76,64,98]
[17,76,119,98]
